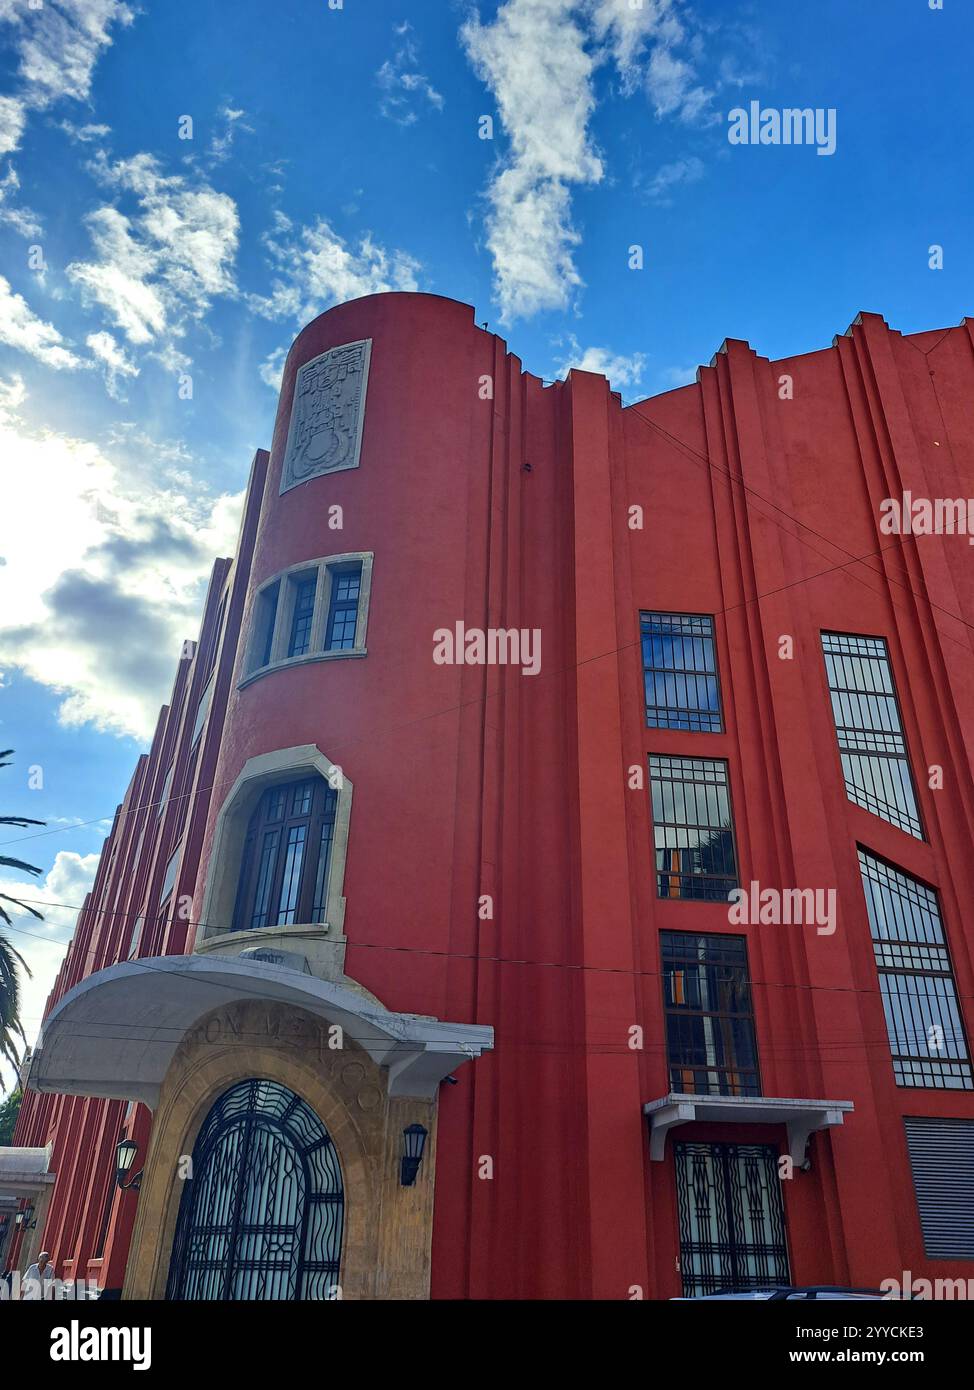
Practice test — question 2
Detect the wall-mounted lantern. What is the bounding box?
[115,1138,143,1191]
[14,1203,36,1230]
[400,1124,428,1187]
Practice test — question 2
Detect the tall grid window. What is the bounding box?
[641,612,722,732]
[287,574,317,657]
[662,932,760,1096]
[821,632,923,839]
[325,565,362,651]
[858,848,971,1090]
[649,755,738,901]
[233,777,339,932]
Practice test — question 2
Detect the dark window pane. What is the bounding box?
[234,778,340,935]
[641,612,722,732]
[257,582,279,669]
[649,754,738,901]
[858,848,971,1089]
[822,632,922,838]
[250,829,280,929]
[288,575,317,658]
[662,933,760,1096]
[311,793,338,924]
[275,825,306,926]
[324,565,362,651]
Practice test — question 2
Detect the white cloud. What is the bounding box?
[646,44,711,121]
[555,334,645,389]
[0,371,26,420]
[376,23,444,125]
[643,154,704,202]
[57,117,111,143]
[587,0,684,90]
[461,0,603,323]
[259,345,287,392]
[0,1,134,235]
[461,0,717,320]
[0,384,243,740]
[67,152,239,356]
[0,274,82,368]
[86,328,137,397]
[0,849,100,1068]
[0,94,27,156]
[250,215,421,324]
[14,0,134,108]
[0,164,41,237]
[209,102,253,163]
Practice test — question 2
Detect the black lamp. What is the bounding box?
[14,1203,36,1230]
[400,1124,428,1187]
[115,1138,142,1191]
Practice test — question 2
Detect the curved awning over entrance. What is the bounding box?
[28,954,493,1107]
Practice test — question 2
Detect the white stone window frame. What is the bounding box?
[240,552,373,688]
[197,744,352,951]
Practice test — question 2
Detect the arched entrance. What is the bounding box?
[166,1078,343,1300]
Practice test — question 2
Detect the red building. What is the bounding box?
[5,292,974,1299]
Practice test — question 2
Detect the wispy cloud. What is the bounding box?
[249,211,421,327]
[461,0,603,323]
[461,0,717,323]
[209,101,253,163]
[642,154,704,203]
[86,327,138,397]
[0,0,134,234]
[376,21,444,126]
[67,150,239,360]
[555,334,645,389]
[0,274,82,368]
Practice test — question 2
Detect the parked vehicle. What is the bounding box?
[672,1286,916,1300]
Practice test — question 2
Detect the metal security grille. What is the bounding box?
[904,1117,974,1259]
[662,932,760,1096]
[821,632,923,839]
[640,612,723,732]
[649,754,738,901]
[167,1079,344,1301]
[859,848,972,1090]
[675,1142,790,1296]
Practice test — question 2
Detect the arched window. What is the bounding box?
[167,1079,344,1301]
[232,778,338,932]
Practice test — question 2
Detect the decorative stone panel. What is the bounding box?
[280,339,372,492]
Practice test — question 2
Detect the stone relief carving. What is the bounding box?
[279,338,372,493]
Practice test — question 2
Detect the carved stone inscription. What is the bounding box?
[280,338,372,493]
[189,1004,334,1064]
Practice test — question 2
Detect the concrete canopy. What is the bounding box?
[28,954,494,1107]
[644,1093,855,1163]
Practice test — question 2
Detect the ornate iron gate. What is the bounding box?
[167,1079,344,1300]
[674,1141,790,1296]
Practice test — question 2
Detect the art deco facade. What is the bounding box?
[5,292,974,1298]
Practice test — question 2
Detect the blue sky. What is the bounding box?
[0,0,971,1056]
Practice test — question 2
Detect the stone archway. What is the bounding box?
[123,999,437,1301]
